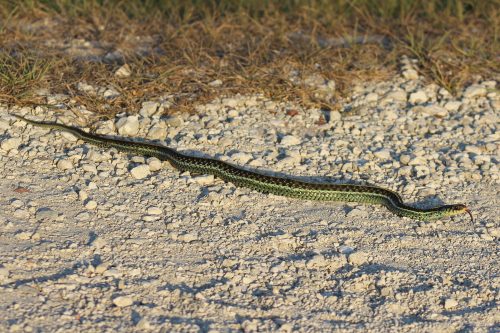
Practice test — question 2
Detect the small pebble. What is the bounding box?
[10,199,24,208]
[444,298,458,309]
[114,64,131,78]
[0,137,21,151]
[306,254,328,268]
[193,174,215,185]
[78,190,88,201]
[348,252,369,265]
[0,266,10,281]
[57,159,74,171]
[113,296,134,307]
[412,105,448,118]
[231,152,253,164]
[116,115,140,136]
[148,158,162,171]
[164,116,183,127]
[365,92,378,103]
[36,207,58,221]
[409,90,428,104]
[281,135,301,146]
[444,101,462,111]
[147,206,162,215]
[139,101,160,117]
[386,89,407,102]
[130,165,150,179]
[178,232,198,242]
[463,84,487,98]
[338,245,354,254]
[347,208,368,218]
[148,125,167,140]
[374,149,391,160]
[85,200,97,210]
[403,69,419,80]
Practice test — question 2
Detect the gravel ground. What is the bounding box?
[0,64,498,332]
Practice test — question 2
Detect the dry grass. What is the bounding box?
[0,0,498,115]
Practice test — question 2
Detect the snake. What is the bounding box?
[13,114,473,222]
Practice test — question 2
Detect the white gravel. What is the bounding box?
[0,62,498,332]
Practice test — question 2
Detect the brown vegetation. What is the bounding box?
[0,1,498,115]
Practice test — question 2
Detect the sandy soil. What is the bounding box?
[0,75,498,332]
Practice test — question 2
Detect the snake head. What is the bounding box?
[443,204,473,223]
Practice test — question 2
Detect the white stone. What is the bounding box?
[348,252,369,265]
[16,231,32,240]
[147,207,162,215]
[77,82,96,94]
[193,174,214,185]
[130,165,150,179]
[380,109,398,121]
[281,135,301,146]
[409,90,428,104]
[164,116,183,127]
[10,199,24,208]
[114,64,131,78]
[412,105,448,118]
[60,131,78,142]
[139,101,160,117]
[85,200,97,210]
[400,154,411,165]
[444,101,462,111]
[365,92,378,103]
[91,237,107,248]
[444,298,458,309]
[82,164,98,174]
[464,84,487,98]
[78,191,88,202]
[403,69,419,80]
[330,111,341,122]
[76,212,90,221]
[276,156,300,168]
[347,208,368,218]
[227,110,239,118]
[0,119,11,131]
[231,152,252,164]
[1,137,21,151]
[306,254,328,268]
[103,88,120,99]
[374,149,391,159]
[143,215,159,222]
[304,74,326,87]
[208,79,222,87]
[95,263,109,274]
[386,90,407,102]
[338,245,354,254]
[13,209,29,219]
[57,159,74,171]
[178,232,198,242]
[0,266,9,281]
[113,296,133,307]
[148,158,162,171]
[36,208,58,220]
[116,115,139,136]
[148,126,167,140]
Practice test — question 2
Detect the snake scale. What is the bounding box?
[13,115,473,222]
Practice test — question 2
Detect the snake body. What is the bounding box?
[13,115,472,222]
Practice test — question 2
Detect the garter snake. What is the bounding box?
[13,115,473,222]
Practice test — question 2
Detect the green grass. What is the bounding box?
[0,51,52,103]
[0,0,498,113]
